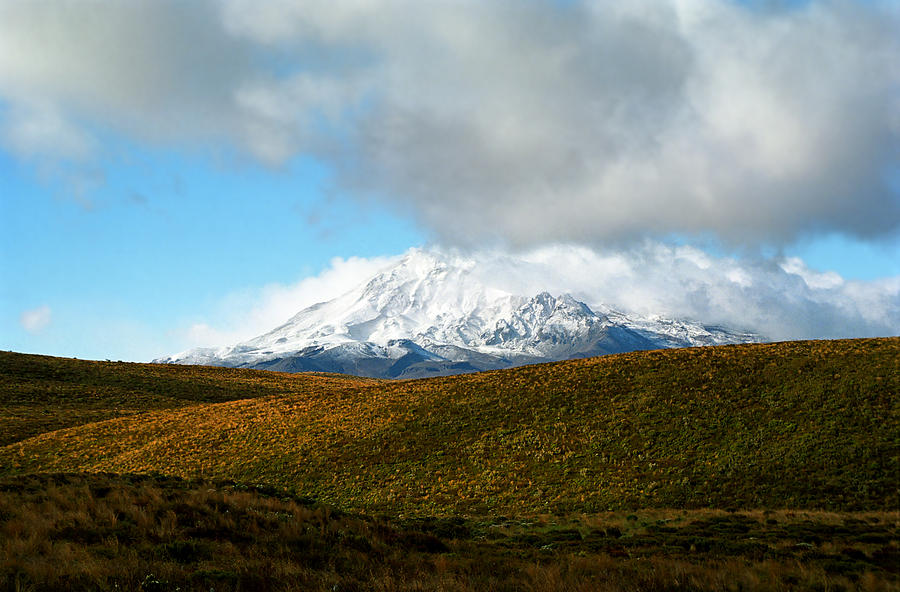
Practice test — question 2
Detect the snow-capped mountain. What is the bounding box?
[157,249,761,378]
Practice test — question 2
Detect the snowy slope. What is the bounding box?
[157,249,761,378]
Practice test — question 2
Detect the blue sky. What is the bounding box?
[1,144,424,360]
[1,0,898,361]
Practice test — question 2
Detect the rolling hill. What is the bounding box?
[0,352,377,447]
[2,338,897,516]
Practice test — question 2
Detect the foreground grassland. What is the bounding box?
[2,473,897,592]
[2,339,897,516]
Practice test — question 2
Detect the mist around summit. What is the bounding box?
[164,245,898,378]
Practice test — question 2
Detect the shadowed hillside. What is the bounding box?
[1,338,897,516]
[0,352,378,446]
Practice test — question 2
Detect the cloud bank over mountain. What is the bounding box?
[1,0,898,246]
[179,245,899,352]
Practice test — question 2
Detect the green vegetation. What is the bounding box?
[1,339,897,590]
[2,339,897,515]
[2,473,897,591]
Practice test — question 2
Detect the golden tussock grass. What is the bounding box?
[2,338,897,516]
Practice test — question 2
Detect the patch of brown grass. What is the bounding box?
[2,473,897,591]
[2,338,896,515]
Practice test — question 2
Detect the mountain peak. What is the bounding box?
[157,249,761,378]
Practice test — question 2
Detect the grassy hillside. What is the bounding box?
[1,339,897,516]
[2,473,897,592]
[0,352,377,446]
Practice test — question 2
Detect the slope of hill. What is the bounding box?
[0,351,377,446]
[1,338,897,516]
[156,249,760,378]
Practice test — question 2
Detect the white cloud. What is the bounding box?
[1,101,94,160]
[0,0,257,155]
[0,0,896,245]
[459,244,899,340]
[20,305,51,334]
[174,245,899,354]
[174,254,400,348]
[779,257,844,290]
[218,0,900,245]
